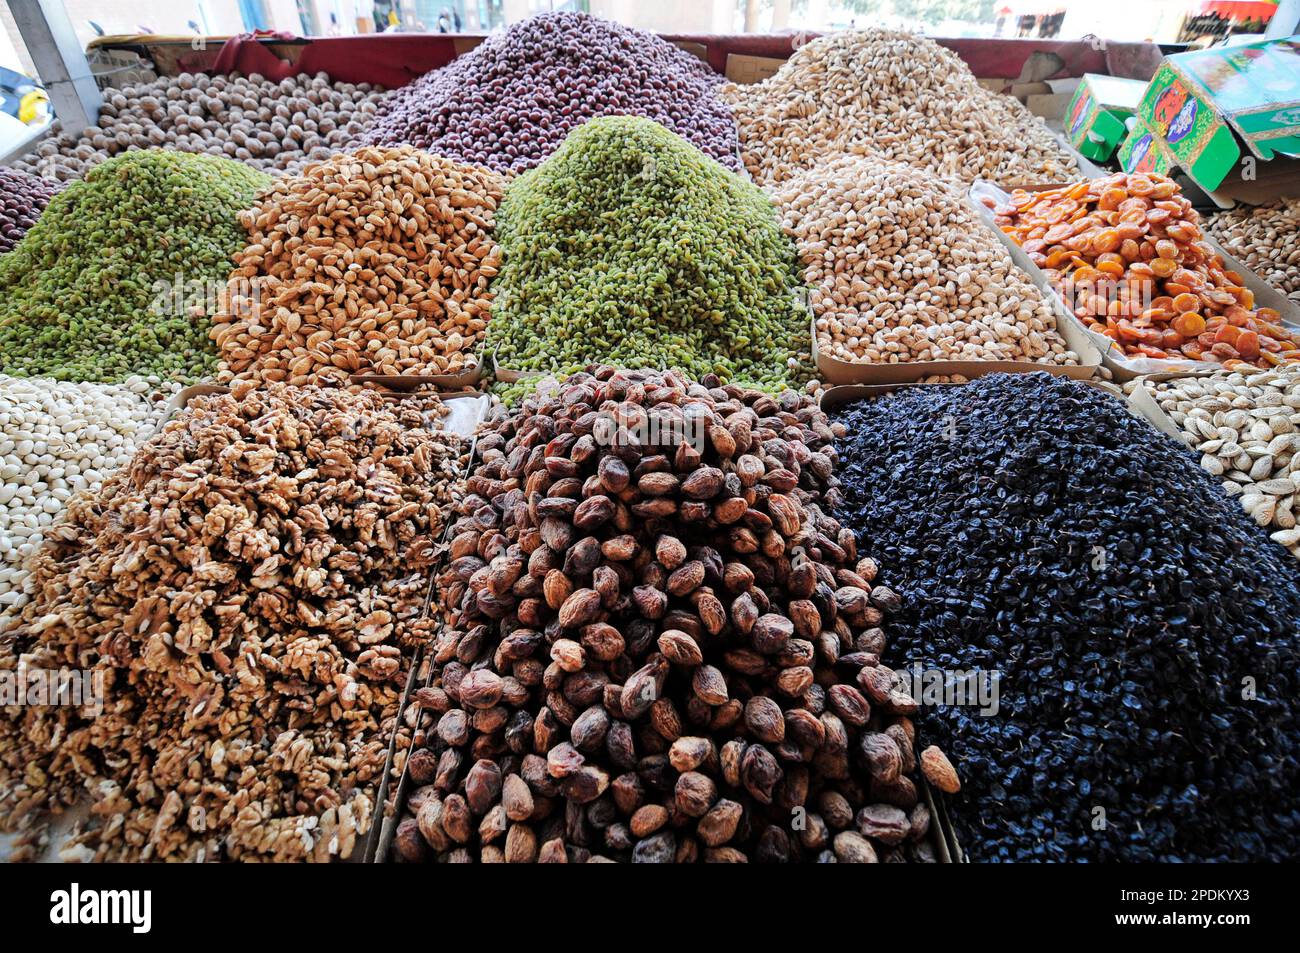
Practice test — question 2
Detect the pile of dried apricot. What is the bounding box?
[989,173,1300,368]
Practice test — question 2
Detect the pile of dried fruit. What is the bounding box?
[990,174,1300,368]
[0,374,178,633]
[0,150,271,384]
[362,12,739,175]
[390,365,952,864]
[833,372,1300,861]
[721,29,1077,188]
[0,168,64,255]
[486,117,809,394]
[14,72,385,182]
[1138,366,1300,559]
[1208,198,1300,307]
[213,146,505,386]
[0,382,463,861]
[776,154,1079,367]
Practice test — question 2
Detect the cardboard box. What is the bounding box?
[812,200,1104,386]
[1124,376,1190,442]
[671,40,709,63]
[1130,36,1300,199]
[1027,91,1073,121]
[812,314,1101,386]
[1065,73,1147,162]
[1118,114,1179,177]
[724,53,787,84]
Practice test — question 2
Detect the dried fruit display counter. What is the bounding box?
[1,11,1298,867]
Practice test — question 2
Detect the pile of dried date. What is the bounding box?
[0,382,464,862]
[391,365,956,863]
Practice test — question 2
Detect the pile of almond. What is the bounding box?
[213,146,505,386]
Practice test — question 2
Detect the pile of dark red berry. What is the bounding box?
[362,11,740,174]
[0,167,64,255]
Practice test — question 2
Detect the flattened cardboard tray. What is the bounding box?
[974,181,1300,383]
[1122,368,1225,444]
[492,351,545,385]
[811,199,1104,386]
[347,359,484,392]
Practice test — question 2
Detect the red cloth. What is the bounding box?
[198,31,1162,89]
[1199,2,1279,19]
[207,34,462,87]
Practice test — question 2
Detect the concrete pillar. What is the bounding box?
[771,0,791,31]
[7,0,100,136]
[1267,0,1300,38]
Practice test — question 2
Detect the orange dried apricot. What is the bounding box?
[1171,312,1205,336]
[1092,229,1121,254]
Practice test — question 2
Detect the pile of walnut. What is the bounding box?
[213,146,504,386]
[391,365,956,863]
[0,382,463,861]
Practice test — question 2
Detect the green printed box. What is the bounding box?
[1137,35,1300,192]
[1118,115,1177,177]
[1065,73,1147,161]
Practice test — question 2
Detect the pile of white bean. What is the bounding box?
[0,375,179,630]
[1140,367,1300,559]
